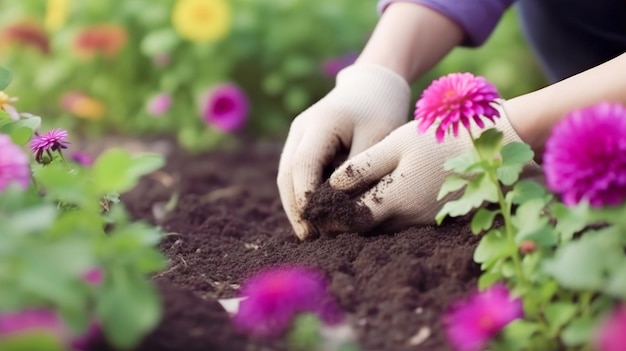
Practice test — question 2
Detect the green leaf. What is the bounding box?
[544,228,623,291]
[92,149,164,194]
[552,202,591,243]
[501,142,534,165]
[97,273,162,349]
[437,175,467,201]
[512,198,556,247]
[473,128,503,158]
[477,272,501,290]
[510,180,547,205]
[496,164,523,186]
[6,205,57,233]
[605,260,626,298]
[501,320,540,348]
[436,173,498,224]
[544,302,577,336]
[0,66,12,90]
[561,317,594,347]
[0,332,65,351]
[443,149,479,173]
[474,229,515,264]
[470,208,499,234]
[287,313,322,351]
[140,28,179,56]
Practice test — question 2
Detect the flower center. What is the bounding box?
[193,5,214,22]
[213,96,235,116]
[0,92,10,105]
[478,314,496,332]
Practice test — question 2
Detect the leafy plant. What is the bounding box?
[0,72,166,350]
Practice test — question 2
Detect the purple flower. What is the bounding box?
[233,266,341,336]
[595,305,626,351]
[0,309,98,350]
[146,93,172,117]
[443,284,523,351]
[321,52,358,77]
[200,83,249,132]
[82,268,103,286]
[415,72,500,143]
[0,134,30,191]
[70,152,93,166]
[30,128,70,164]
[544,102,626,207]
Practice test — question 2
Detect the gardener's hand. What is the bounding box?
[278,64,411,240]
[328,114,542,233]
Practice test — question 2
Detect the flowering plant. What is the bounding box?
[417,73,626,351]
[0,74,166,350]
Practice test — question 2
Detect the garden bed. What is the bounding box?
[99,140,481,351]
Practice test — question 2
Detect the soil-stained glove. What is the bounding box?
[328,112,542,233]
[278,64,411,240]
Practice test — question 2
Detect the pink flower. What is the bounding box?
[595,305,626,351]
[200,83,249,132]
[30,128,70,164]
[82,268,103,286]
[146,93,172,117]
[0,309,98,350]
[544,102,626,207]
[443,284,523,351]
[0,134,30,191]
[414,72,500,143]
[70,152,93,166]
[321,52,358,77]
[233,266,342,336]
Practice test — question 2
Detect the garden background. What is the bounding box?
[0,0,545,151]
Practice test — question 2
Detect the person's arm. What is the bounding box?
[505,53,626,158]
[356,2,463,82]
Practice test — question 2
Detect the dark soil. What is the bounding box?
[106,140,481,351]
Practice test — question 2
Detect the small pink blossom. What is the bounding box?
[0,309,98,350]
[30,128,70,163]
[82,268,103,286]
[234,266,342,336]
[443,284,523,351]
[200,83,249,132]
[321,52,358,77]
[544,102,626,207]
[595,305,626,351]
[415,72,500,143]
[146,93,172,117]
[0,134,30,191]
[70,152,93,166]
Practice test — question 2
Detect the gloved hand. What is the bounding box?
[327,108,542,233]
[277,64,411,240]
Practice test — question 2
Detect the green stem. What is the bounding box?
[580,291,593,318]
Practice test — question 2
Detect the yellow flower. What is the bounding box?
[0,91,19,121]
[172,0,231,42]
[45,0,70,32]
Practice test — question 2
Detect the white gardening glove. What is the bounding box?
[327,109,542,233]
[277,64,411,239]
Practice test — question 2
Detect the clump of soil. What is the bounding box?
[302,181,373,237]
[110,140,480,351]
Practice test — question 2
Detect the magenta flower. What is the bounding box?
[415,72,500,143]
[443,284,523,351]
[233,266,341,336]
[544,103,626,207]
[82,268,103,286]
[30,128,70,164]
[321,52,358,77]
[595,305,626,351]
[0,134,30,191]
[0,309,98,350]
[146,93,172,117]
[200,83,249,132]
[70,152,93,166]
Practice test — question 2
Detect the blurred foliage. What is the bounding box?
[0,0,545,150]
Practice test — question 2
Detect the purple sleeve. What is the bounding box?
[377,0,516,46]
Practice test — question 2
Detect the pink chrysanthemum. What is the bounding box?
[595,305,626,351]
[0,309,98,350]
[415,72,500,143]
[146,93,172,117]
[543,102,626,207]
[0,134,30,191]
[200,83,249,132]
[233,266,342,336]
[443,284,523,351]
[30,128,70,164]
